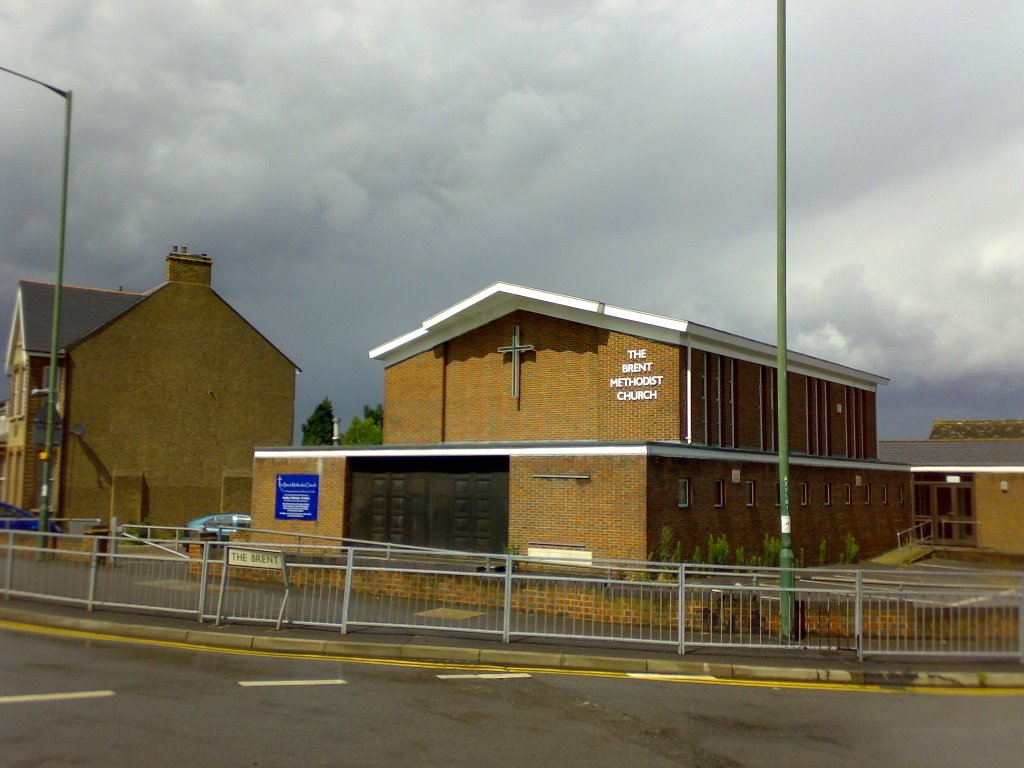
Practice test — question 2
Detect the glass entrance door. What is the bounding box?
[914,479,976,546]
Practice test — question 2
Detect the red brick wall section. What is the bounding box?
[509,455,648,560]
[249,456,349,541]
[383,346,445,444]
[734,361,761,450]
[788,373,808,454]
[384,312,683,444]
[645,455,912,564]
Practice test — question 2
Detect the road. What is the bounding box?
[1,625,1021,768]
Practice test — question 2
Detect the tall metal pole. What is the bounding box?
[0,68,72,548]
[776,0,796,638]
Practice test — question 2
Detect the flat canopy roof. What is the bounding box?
[257,440,907,472]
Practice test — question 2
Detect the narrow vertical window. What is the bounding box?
[881,484,888,504]
[746,480,756,507]
[714,479,726,508]
[677,478,690,508]
[864,484,871,505]
[845,483,853,505]
[824,482,833,506]
[800,481,809,506]
[898,484,904,504]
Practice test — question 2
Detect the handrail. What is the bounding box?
[118,528,190,559]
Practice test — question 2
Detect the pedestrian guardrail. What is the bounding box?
[1,529,1021,662]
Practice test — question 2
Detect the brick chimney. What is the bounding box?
[166,245,212,286]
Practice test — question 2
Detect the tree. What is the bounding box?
[301,397,335,445]
[341,403,383,445]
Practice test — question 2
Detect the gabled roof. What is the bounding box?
[878,439,1024,470]
[6,281,144,371]
[369,281,889,388]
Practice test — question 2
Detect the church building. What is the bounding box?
[251,283,911,562]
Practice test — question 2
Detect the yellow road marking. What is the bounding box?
[238,679,347,687]
[1,690,115,705]
[1,618,1020,697]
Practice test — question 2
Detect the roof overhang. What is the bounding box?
[368,281,888,389]
[255,441,908,472]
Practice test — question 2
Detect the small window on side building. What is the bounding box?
[677,478,690,508]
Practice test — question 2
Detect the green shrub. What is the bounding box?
[734,546,745,566]
[650,525,682,563]
[708,534,730,565]
[691,545,702,564]
[818,539,828,565]
[840,533,860,565]
[762,533,781,567]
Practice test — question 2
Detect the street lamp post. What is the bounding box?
[775,2,796,638]
[1,66,72,548]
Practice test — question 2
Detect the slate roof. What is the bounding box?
[17,281,144,354]
[878,439,1024,468]
[929,419,1024,440]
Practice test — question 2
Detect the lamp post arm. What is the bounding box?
[1,66,72,547]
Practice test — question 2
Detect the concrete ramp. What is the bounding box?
[870,544,933,566]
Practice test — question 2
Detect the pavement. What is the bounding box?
[2,597,1023,691]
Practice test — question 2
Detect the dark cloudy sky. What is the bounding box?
[3,1,1022,440]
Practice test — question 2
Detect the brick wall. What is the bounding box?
[59,281,295,526]
[249,456,349,540]
[387,311,683,444]
[384,346,445,443]
[509,454,648,560]
[976,473,1024,555]
[383,310,878,462]
[646,455,912,563]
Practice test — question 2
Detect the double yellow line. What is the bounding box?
[2,618,1020,697]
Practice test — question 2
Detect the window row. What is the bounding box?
[677,478,904,509]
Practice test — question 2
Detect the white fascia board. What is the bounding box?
[685,323,889,389]
[4,288,24,376]
[908,466,1024,473]
[602,305,689,334]
[368,327,429,360]
[369,282,602,363]
[367,281,890,389]
[422,282,601,330]
[646,443,909,472]
[255,445,650,460]
[255,443,907,471]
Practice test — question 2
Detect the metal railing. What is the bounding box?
[2,529,1021,662]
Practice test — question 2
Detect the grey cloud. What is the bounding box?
[2,1,1022,443]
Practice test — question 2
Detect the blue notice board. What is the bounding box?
[275,474,320,521]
